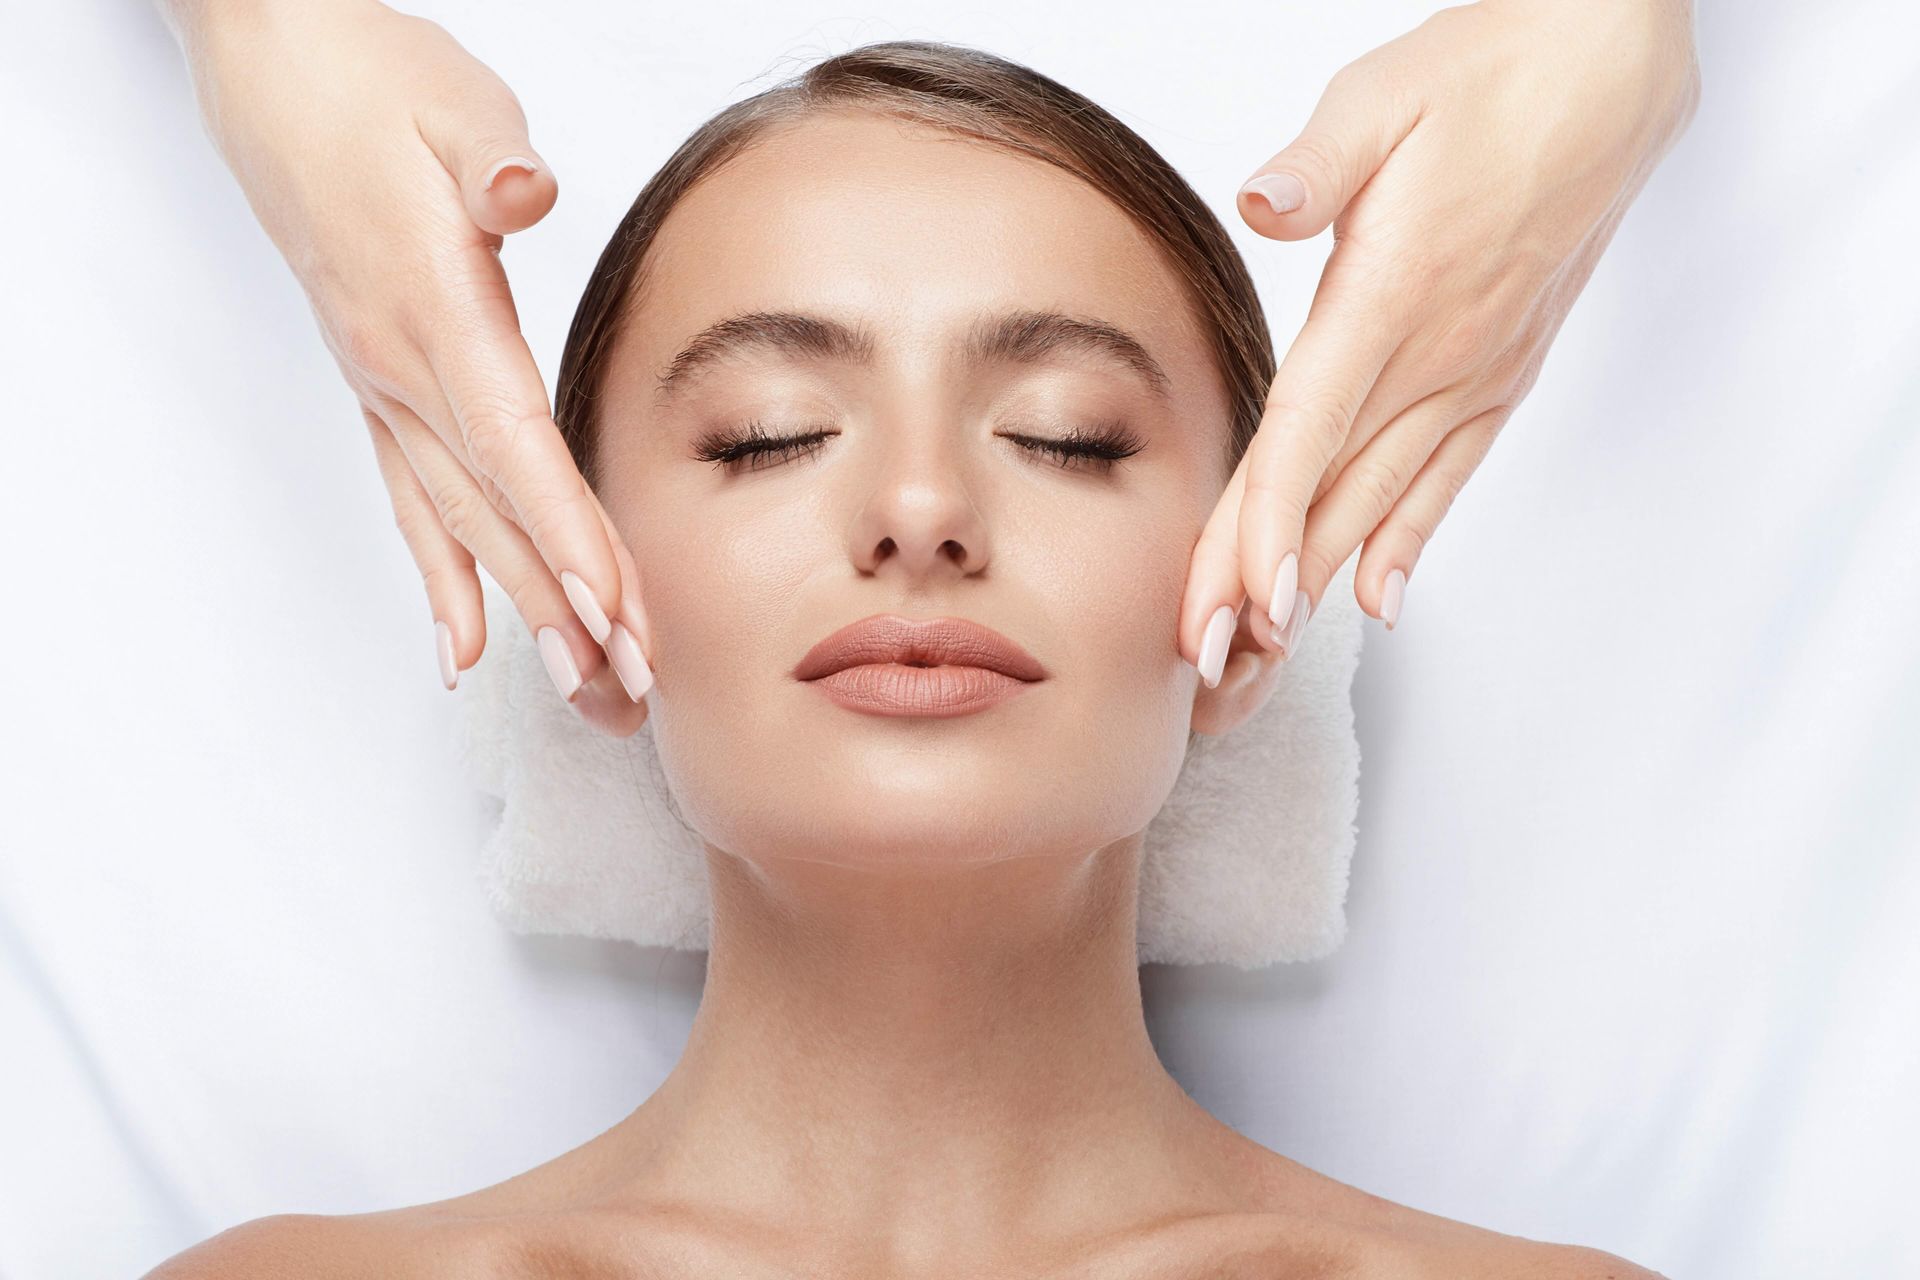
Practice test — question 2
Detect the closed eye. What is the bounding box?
[692,421,1145,474]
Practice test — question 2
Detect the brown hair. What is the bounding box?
[554,39,1274,490]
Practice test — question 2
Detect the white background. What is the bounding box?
[3,1,1916,1276]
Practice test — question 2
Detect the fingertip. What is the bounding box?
[1238,170,1337,242]
[1241,172,1306,216]
[607,621,655,703]
[1380,566,1407,629]
[1238,171,1316,239]
[435,619,459,690]
[473,158,557,236]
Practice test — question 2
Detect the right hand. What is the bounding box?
[164,0,654,734]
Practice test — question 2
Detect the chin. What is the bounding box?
[681,767,1115,873]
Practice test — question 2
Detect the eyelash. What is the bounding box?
[691,420,1146,474]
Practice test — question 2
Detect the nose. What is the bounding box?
[847,433,991,581]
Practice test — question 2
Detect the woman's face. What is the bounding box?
[594,108,1252,869]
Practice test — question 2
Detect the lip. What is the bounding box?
[793,614,1047,718]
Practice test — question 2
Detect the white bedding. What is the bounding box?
[2,1,1915,1276]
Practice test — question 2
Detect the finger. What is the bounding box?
[377,394,609,704]
[413,55,559,237]
[1237,56,1421,242]
[363,404,485,688]
[1306,341,1454,510]
[579,487,656,702]
[1359,406,1511,630]
[1287,388,1463,646]
[1178,447,1252,684]
[409,241,624,648]
[1233,294,1400,655]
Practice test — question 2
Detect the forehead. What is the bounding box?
[627,109,1211,384]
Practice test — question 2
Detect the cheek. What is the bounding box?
[1036,499,1200,773]
[611,476,812,697]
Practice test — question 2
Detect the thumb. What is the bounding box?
[416,69,559,238]
[1237,62,1416,242]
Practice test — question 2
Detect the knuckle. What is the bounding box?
[470,467,516,523]
[460,401,540,474]
[1346,457,1405,515]
[513,482,580,551]
[1239,460,1308,524]
[1298,537,1344,590]
[1325,58,1368,95]
[329,316,405,390]
[433,480,494,546]
[1425,453,1478,516]
[391,494,431,544]
[1268,394,1355,451]
[1428,307,1505,381]
[1399,517,1434,557]
[1284,132,1350,190]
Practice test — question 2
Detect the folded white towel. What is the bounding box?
[455,554,1362,969]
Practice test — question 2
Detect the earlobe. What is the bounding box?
[1190,607,1287,737]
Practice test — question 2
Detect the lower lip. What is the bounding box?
[805,663,1037,717]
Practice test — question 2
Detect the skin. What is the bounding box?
[1182,0,1700,670]
[156,0,1698,720]
[143,112,1662,1279]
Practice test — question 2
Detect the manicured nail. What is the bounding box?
[1381,568,1407,630]
[607,622,654,702]
[482,156,540,192]
[1241,172,1305,215]
[1197,603,1237,689]
[1267,551,1299,634]
[1277,591,1312,660]
[536,626,582,702]
[434,619,458,690]
[560,570,612,644]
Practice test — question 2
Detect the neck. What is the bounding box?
[588,835,1254,1260]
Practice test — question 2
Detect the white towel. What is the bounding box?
[455,554,1362,969]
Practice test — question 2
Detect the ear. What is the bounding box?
[1190,599,1288,737]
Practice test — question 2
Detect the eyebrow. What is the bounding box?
[651,307,1173,404]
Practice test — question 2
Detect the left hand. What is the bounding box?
[1182,0,1700,682]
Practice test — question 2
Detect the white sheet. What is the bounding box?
[3,1,1915,1276]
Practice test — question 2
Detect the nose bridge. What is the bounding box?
[849,378,990,580]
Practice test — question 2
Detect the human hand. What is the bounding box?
[159,0,654,733]
[1182,0,1700,685]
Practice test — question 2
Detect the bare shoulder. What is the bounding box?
[137,1205,721,1280]
[139,1212,492,1280]
[1333,1199,1668,1279]
[1439,1236,1669,1279]
[1224,1145,1666,1280]
[1349,1198,1667,1280]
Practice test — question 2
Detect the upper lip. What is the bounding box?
[793,614,1048,682]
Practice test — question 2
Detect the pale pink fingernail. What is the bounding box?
[482,156,540,192]
[1278,591,1312,660]
[1196,603,1237,689]
[536,626,582,702]
[607,622,654,703]
[560,570,612,644]
[435,619,458,691]
[1241,172,1305,215]
[1267,551,1299,633]
[1381,568,1407,630]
